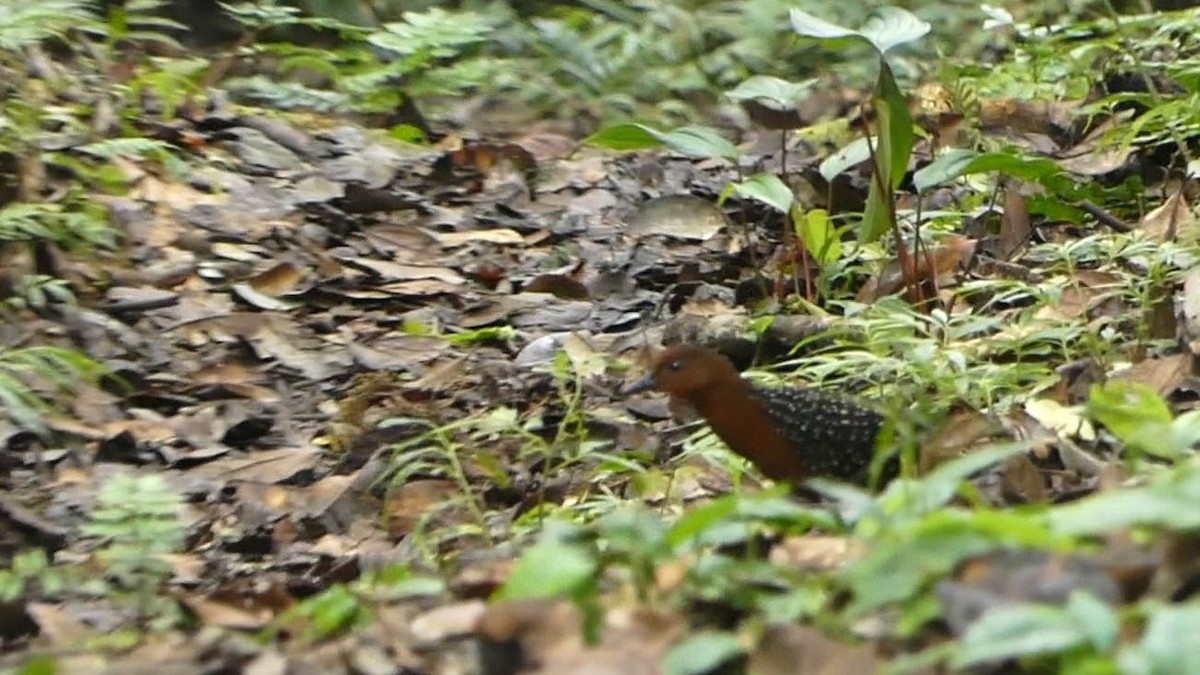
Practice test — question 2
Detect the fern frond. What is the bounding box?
[0,0,99,52]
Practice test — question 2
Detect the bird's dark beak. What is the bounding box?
[620,373,657,396]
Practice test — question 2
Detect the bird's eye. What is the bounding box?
[668,360,683,372]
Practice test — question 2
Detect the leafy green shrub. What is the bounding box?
[82,473,185,619]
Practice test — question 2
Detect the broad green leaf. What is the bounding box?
[790,7,929,56]
[303,586,363,639]
[843,509,1058,614]
[913,150,1073,193]
[585,124,738,160]
[1049,460,1200,535]
[726,76,816,106]
[912,149,982,193]
[795,207,841,266]
[1087,381,1180,459]
[1087,381,1173,434]
[494,540,597,601]
[953,603,1089,668]
[819,136,872,183]
[584,123,663,151]
[860,61,914,244]
[1118,604,1200,675]
[665,495,739,548]
[726,173,793,213]
[788,8,861,41]
[662,631,744,675]
[657,126,739,160]
[879,442,1033,520]
[855,7,932,55]
[1065,591,1119,651]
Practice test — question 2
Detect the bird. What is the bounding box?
[621,344,893,487]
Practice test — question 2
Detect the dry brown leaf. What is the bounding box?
[182,594,276,630]
[1112,353,1193,397]
[475,600,684,675]
[1139,190,1194,243]
[25,602,94,645]
[348,258,466,284]
[999,184,1031,260]
[524,274,591,299]
[189,446,321,482]
[384,479,460,539]
[1000,454,1047,503]
[749,624,886,675]
[768,534,866,572]
[919,408,1000,473]
[858,235,976,301]
[1055,110,1137,176]
[423,227,525,247]
[248,261,305,295]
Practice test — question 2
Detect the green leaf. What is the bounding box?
[662,631,744,675]
[584,124,737,160]
[953,603,1089,668]
[912,149,983,193]
[843,509,1058,614]
[494,540,597,601]
[913,150,1073,194]
[727,173,793,213]
[860,61,914,244]
[657,126,739,160]
[303,586,362,639]
[1118,604,1200,675]
[664,495,739,548]
[795,207,841,266]
[1086,382,1176,458]
[726,76,816,106]
[585,124,667,151]
[819,136,872,183]
[14,655,57,675]
[879,442,1033,520]
[1048,458,1200,536]
[1065,591,1119,651]
[790,7,929,56]
[853,7,932,55]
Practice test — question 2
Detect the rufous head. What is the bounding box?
[620,344,739,400]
